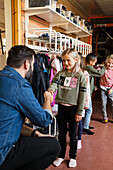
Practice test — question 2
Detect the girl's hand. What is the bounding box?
[48,89,54,96]
[108,88,113,95]
[75,115,82,122]
[44,91,53,103]
[94,87,98,91]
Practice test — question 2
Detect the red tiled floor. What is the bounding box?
[47,91,113,170]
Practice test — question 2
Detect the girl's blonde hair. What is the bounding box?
[61,48,80,73]
[104,54,113,68]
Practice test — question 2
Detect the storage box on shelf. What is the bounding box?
[56,3,67,16]
[70,12,74,22]
[29,0,57,11]
[80,19,85,29]
[74,16,82,26]
[29,0,57,9]
[56,3,62,13]
[51,0,57,10]
[65,11,74,22]
[65,10,71,20]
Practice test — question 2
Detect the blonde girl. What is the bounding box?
[100,54,113,123]
[48,48,86,168]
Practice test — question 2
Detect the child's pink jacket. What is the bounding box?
[100,69,113,89]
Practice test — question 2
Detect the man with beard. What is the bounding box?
[0,45,60,170]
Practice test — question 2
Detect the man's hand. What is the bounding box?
[35,130,53,137]
[75,114,82,122]
[43,91,53,112]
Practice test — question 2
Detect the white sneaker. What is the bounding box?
[53,158,64,167]
[69,159,77,168]
[77,140,82,149]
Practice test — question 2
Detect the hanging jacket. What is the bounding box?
[32,55,46,106]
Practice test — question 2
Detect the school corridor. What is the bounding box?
[47,90,113,170]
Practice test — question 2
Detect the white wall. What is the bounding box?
[0,54,6,70]
[4,0,12,58]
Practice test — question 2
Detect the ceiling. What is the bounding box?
[70,0,113,24]
[69,0,113,18]
[60,0,113,24]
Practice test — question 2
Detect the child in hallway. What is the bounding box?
[48,48,86,168]
[83,53,105,135]
[77,53,90,149]
[100,54,113,123]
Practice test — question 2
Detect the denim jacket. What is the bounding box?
[0,66,53,165]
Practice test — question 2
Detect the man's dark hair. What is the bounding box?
[86,53,97,64]
[7,45,35,68]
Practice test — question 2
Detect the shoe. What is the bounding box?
[103,117,108,123]
[89,126,94,129]
[53,158,64,167]
[68,159,77,168]
[83,128,95,135]
[77,140,82,149]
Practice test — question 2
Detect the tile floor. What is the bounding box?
[47,90,113,170]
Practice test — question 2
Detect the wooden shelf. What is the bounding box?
[24,3,92,56]
[24,6,91,38]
